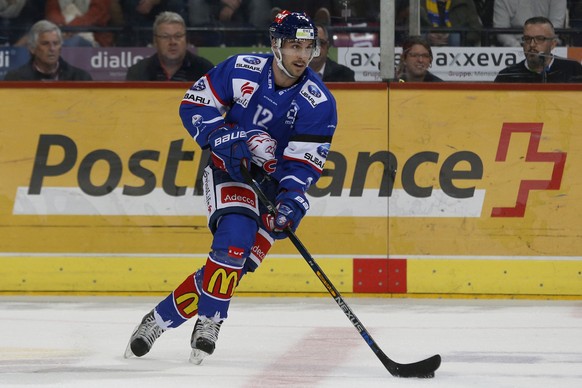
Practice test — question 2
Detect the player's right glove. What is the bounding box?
[208,125,251,182]
[263,190,309,239]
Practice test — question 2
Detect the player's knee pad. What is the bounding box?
[155,267,204,328]
[198,250,244,320]
[211,213,258,259]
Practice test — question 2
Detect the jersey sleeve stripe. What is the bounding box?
[206,74,229,107]
[289,134,333,143]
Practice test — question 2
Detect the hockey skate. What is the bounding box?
[189,317,222,365]
[124,310,166,358]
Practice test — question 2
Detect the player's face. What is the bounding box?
[403,44,432,79]
[522,23,557,68]
[32,31,61,68]
[154,22,187,64]
[279,39,316,78]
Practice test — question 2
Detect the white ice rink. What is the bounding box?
[0,295,581,388]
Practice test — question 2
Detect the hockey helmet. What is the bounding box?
[269,10,320,77]
[269,10,318,42]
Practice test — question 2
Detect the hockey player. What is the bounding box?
[124,10,338,364]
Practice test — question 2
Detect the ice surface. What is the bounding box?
[0,296,581,387]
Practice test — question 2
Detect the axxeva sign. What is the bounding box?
[339,46,571,81]
[0,83,580,295]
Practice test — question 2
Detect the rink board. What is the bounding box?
[0,83,581,296]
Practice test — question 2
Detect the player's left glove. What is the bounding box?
[208,125,252,182]
[246,129,277,174]
[263,190,309,239]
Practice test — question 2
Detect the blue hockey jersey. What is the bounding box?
[179,53,338,193]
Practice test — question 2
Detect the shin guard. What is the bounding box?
[154,267,204,329]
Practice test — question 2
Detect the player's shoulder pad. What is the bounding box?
[297,69,335,108]
[298,78,332,108]
[233,54,270,74]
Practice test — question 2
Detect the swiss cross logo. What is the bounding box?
[491,122,567,217]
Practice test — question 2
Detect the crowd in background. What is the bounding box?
[3,1,582,83]
[1,0,376,47]
[1,1,582,48]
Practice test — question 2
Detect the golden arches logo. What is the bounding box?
[208,268,239,297]
[175,292,199,315]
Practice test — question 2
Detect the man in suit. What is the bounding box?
[309,24,355,82]
[126,11,213,81]
[495,16,582,83]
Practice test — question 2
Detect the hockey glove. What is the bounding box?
[208,125,252,182]
[263,190,309,239]
[245,129,278,174]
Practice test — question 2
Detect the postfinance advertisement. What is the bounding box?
[1,84,580,296]
[389,85,581,296]
[0,84,387,293]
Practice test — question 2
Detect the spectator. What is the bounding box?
[1,0,46,46]
[309,24,355,81]
[270,1,336,24]
[108,0,124,42]
[125,11,213,81]
[119,0,187,46]
[396,35,443,82]
[473,0,494,27]
[347,0,381,23]
[45,0,113,47]
[0,0,25,17]
[0,0,26,45]
[494,16,582,83]
[3,20,92,80]
[420,0,483,46]
[493,0,567,47]
[188,0,271,46]
[567,0,582,46]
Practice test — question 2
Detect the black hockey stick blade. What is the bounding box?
[379,350,441,378]
[241,168,441,378]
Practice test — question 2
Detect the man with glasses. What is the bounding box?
[125,11,214,81]
[309,24,355,82]
[493,0,567,47]
[494,16,582,83]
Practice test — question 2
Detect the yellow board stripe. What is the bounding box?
[408,259,582,296]
[1,256,580,298]
[0,256,353,294]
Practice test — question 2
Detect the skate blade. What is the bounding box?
[123,324,139,359]
[189,348,210,365]
[123,341,135,359]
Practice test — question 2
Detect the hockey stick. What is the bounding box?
[242,168,441,378]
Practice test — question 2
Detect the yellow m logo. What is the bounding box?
[207,268,239,297]
[175,292,199,315]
